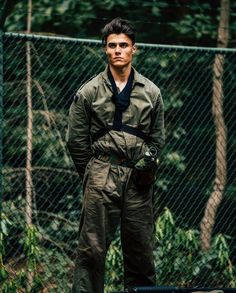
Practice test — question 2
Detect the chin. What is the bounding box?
[111,61,129,68]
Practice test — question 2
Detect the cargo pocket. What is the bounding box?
[88,158,110,189]
[82,157,93,189]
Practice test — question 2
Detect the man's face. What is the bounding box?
[104,33,136,68]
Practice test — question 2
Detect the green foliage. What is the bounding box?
[105,232,123,293]
[154,208,236,286]
[4,0,236,46]
[104,208,236,291]
[155,208,199,285]
[0,210,74,292]
[165,152,186,172]
[39,247,73,291]
[171,11,217,40]
[0,213,42,292]
[2,201,236,291]
[0,213,11,285]
[24,225,41,273]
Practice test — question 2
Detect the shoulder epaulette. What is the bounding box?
[78,74,97,91]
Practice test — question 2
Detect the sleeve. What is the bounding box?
[66,91,93,179]
[147,89,165,157]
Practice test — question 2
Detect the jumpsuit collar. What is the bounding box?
[101,65,145,88]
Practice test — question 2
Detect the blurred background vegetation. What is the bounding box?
[3,0,236,47]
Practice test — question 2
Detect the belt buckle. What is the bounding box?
[117,157,125,165]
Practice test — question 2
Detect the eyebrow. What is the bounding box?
[107,42,130,45]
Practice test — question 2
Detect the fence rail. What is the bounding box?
[1,32,236,292]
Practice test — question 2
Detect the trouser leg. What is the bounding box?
[121,176,156,289]
[72,159,121,293]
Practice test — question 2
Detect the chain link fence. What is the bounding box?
[1,32,236,292]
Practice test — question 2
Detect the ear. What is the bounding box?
[132,45,137,54]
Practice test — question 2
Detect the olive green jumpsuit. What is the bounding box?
[67,66,165,293]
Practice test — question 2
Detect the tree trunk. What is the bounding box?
[25,0,33,289]
[200,0,230,251]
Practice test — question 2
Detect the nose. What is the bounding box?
[115,45,121,54]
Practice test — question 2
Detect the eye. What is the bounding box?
[108,43,116,49]
[120,43,129,48]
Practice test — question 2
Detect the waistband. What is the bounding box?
[94,152,134,168]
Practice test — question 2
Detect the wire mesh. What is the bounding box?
[1,32,236,292]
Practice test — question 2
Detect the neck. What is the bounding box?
[109,64,132,83]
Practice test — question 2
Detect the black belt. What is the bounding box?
[92,125,149,143]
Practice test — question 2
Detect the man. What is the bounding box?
[67,17,165,293]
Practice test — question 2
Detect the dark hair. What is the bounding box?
[102,18,135,46]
